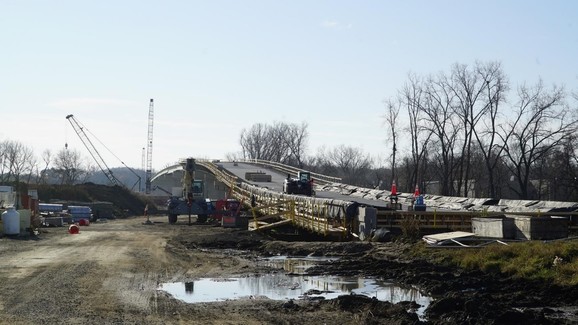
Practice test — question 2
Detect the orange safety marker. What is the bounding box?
[390,180,398,204]
[68,224,80,234]
[414,184,420,197]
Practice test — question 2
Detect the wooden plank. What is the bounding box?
[250,219,292,231]
[248,221,269,231]
[422,231,476,245]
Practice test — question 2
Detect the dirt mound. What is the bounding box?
[37,183,158,217]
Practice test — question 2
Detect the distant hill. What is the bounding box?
[87,167,148,192]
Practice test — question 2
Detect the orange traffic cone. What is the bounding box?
[390,181,398,204]
[414,184,420,197]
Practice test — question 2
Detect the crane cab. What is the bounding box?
[191,179,204,198]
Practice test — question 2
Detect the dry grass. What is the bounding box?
[420,239,578,286]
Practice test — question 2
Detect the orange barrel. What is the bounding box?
[68,224,80,234]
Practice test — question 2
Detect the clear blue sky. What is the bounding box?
[1,1,577,171]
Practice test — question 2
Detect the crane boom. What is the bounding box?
[145,99,154,194]
[65,114,122,186]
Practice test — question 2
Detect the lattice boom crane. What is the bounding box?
[145,99,154,194]
[66,114,122,186]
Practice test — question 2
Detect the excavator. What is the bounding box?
[166,158,212,224]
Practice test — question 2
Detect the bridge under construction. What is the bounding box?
[150,159,578,241]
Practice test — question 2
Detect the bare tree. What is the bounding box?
[265,122,291,163]
[239,121,309,166]
[305,146,337,176]
[0,141,7,182]
[225,151,243,162]
[421,73,460,195]
[383,98,400,185]
[1,140,35,185]
[500,81,577,199]
[54,148,88,185]
[327,145,373,186]
[400,73,432,191]
[240,123,267,160]
[471,62,510,197]
[449,62,495,196]
[37,149,53,184]
[284,122,308,168]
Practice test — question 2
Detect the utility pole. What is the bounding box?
[145,99,154,194]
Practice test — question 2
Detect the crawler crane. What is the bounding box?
[66,114,141,190]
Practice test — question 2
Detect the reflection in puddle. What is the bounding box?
[159,256,432,316]
[260,256,338,274]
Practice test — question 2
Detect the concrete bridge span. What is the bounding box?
[148,159,578,240]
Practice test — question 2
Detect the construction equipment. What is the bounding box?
[145,99,154,194]
[66,114,142,190]
[66,114,123,186]
[166,158,213,224]
[152,185,173,196]
[283,171,314,196]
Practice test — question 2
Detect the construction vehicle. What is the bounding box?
[66,114,122,186]
[283,171,314,196]
[66,114,141,190]
[166,158,213,224]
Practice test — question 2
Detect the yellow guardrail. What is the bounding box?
[236,159,342,185]
[198,161,351,238]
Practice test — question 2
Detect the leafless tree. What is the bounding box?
[471,62,510,197]
[240,123,267,160]
[239,121,309,166]
[0,140,35,185]
[400,73,432,191]
[327,145,373,186]
[421,73,460,195]
[37,149,53,184]
[304,146,337,176]
[448,62,495,196]
[225,151,243,162]
[383,98,400,184]
[0,141,7,182]
[500,81,577,199]
[54,148,88,185]
[284,122,308,168]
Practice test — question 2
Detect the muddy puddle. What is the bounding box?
[159,256,432,315]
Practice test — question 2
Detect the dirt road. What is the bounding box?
[0,216,576,324]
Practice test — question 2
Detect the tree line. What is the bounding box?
[234,61,578,201]
[2,61,577,201]
[0,141,143,190]
[386,61,578,200]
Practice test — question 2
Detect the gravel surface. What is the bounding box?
[0,215,576,324]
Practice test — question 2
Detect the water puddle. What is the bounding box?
[159,256,432,316]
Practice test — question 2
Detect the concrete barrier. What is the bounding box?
[245,172,272,182]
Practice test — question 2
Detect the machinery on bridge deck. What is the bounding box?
[283,171,314,196]
[166,158,212,224]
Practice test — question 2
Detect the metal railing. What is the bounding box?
[198,160,578,239]
[236,159,342,185]
[198,160,353,239]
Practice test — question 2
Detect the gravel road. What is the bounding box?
[0,215,576,324]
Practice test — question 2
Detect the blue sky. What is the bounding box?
[1,1,577,171]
